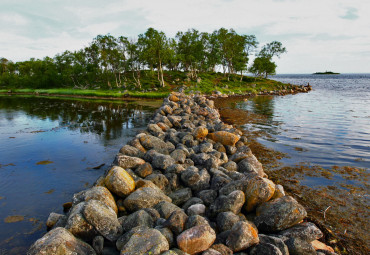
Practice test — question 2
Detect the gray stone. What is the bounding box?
[146,173,170,193]
[216,212,240,232]
[197,189,217,206]
[169,188,192,206]
[123,187,172,212]
[134,162,153,178]
[46,212,65,229]
[284,237,316,255]
[249,243,283,255]
[202,248,222,255]
[237,155,265,177]
[277,222,323,242]
[185,215,210,230]
[225,221,259,252]
[209,190,245,217]
[114,154,145,169]
[219,179,248,196]
[258,234,289,255]
[228,152,248,163]
[121,209,154,232]
[154,201,182,219]
[187,204,206,216]
[163,210,188,235]
[182,197,204,211]
[83,200,122,242]
[254,196,307,232]
[156,227,175,248]
[210,244,233,255]
[139,134,169,154]
[92,236,104,255]
[152,153,176,170]
[119,145,144,158]
[211,175,231,190]
[28,227,96,255]
[222,161,238,172]
[147,123,164,136]
[171,149,187,164]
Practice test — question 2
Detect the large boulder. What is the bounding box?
[28,227,96,255]
[177,224,216,254]
[207,131,240,146]
[254,196,307,232]
[123,187,172,212]
[72,186,118,214]
[244,177,275,212]
[139,134,169,154]
[82,200,122,242]
[104,166,135,197]
[225,221,259,252]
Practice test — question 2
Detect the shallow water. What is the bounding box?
[0,95,160,253]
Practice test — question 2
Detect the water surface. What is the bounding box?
[0,95,160,254]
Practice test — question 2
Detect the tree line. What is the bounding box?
[0,28,286,89]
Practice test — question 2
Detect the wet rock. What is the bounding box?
[119,145,144,158]
[259,234,289,255]
[123,187,172,212]
[163,210,188,235]
[209,190,245,217]
[244,177,275,212]
[177,224,216,254]
[197,189,217,206]
[104,166,135,198]
[83,200,122,242]
[134,162,153,178]
[193,126,208,140]
[114,154,145,169]
[121,209,154,232]
[185,215,210,230]
[154,201,182,219]
[72,186,118,214]
[46,212,65,229]
[225,221,259,252]
[254,196,307,232]
[118,227,169,255]
[284,237,316,255]
[207,131,240,146]
[187,204,206,216]
[28,227,96,255]
[277,222,323,242]
[169,188,192,206]
[216,212,240,232]
[65,202,98,241]
[92,236,104,255]
[139,134,169,154]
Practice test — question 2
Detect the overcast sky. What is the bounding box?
[1,0,369,73]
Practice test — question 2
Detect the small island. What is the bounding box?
[313,71,340,75]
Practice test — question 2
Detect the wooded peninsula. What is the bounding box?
[0,28,288,97]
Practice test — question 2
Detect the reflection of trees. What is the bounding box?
[250,96,274,118]
[0,96,155,143]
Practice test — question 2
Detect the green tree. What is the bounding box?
[249,57,277,78]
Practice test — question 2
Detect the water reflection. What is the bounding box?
[0,95,160,254]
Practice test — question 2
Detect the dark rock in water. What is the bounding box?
[211,243,233,255]
[209,190,245,217]
[168,188,192,206]
[277,222,323,242]
[216,212,240,232]
[121,209,154,232]
[197,189,217,206]
[72,186,118,214]
[182,197,204,211]
[28,227,96,255]
[82,200,122,242]
[139,134,169,154]
[163,210,188,235]
[123,187,172,212]
[92,235,104,254]
[134,162,153,178]
[154,201,182,219]
[254,196,307,232]
[248,243,283,255]
[65,202,98,241]
[177,224,216,254]
[259,234,289,255]
[185,215,210,230]
[117,227,169,255]
[225,221,259,252]
[104,166,135,198]
[284,237,316,255]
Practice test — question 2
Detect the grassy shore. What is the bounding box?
[0,71,293,99]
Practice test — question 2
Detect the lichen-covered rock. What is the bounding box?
[177,224,216,254]
[28,227,96,255]
[216,212,240,232]
[163,210,188,235]
[154,201,182,219]
[277,222,323,242]
[169,94,180,102]
[237,155,265,177]
[114,154,145,169]
[83,200,122,242]
[225,221,259,252]
[244,177,275,212]
[284,237,316,255]
[209,190,245,217]
[139,134,169,154]
[249,243,283,255]
[119,144,144,158]
[259,234,289,255]
[46,212,65,229]
[146,173,170,192]
[72,186,118,214]
[193,126,208,140]
[104,166,135,198]
[134,162,153,178]
[254,196,307,232]
[121,209,154,232]
[123,187,172,212]
[207,131,240,146]
[118,227,169,255]
[151,153,176,170]
[171,149,187,164]
[169,188,192,206]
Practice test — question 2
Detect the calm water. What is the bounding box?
[0,96,160,254]
[238,74,370,170]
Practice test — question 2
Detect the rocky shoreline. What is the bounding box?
[28,92,334,255]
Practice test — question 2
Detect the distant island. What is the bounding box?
[313,71,340,75]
